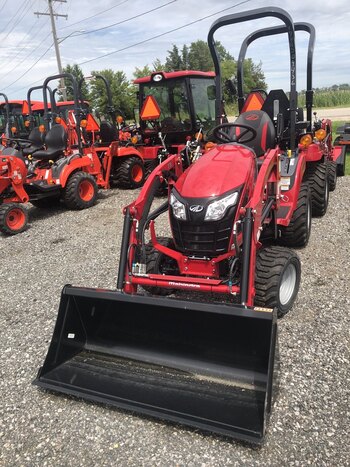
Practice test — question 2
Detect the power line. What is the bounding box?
[0,0,32,45]
[72,0,177,37]
[5,0,252,93]
[58,0,129,31]
[2,42,55,91]
[78,0,252,65]
[0,5,49,66]
[0,32,52,81]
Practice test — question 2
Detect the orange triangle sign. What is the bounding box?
[242,92,265,112]
[140,95,161,121]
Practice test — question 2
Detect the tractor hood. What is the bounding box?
[175,144,256,198]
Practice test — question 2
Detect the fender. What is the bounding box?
[59,156,95,188]
[0,154,29,202]
[117,146,144,160]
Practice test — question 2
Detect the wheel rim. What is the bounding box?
[279,263,297,306]
[6,208,26,231]
[79,180,94,202]
[131,164,143,183]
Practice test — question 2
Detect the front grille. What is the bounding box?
[170,207,235,256]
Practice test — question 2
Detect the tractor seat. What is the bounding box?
[234,110,276,157]
[99,121,118,144]
[22,127,45,157]
[33,124,67,161]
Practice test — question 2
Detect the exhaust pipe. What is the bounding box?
[33,285,277,444]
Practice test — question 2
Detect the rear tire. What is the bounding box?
[304,162,329,217]
[0,203,28,235]
[144,159,158,180]
[255,246,301,318]
[63,172,98,210]
[143,237,179,296]
[327,161,337,192]
[278,183,311,248]
[116,157,145,188]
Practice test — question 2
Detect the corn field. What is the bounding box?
[298,89,350,108]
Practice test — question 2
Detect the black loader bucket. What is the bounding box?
[33,286,277,445]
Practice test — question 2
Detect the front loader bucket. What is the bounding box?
[33,286,277,445]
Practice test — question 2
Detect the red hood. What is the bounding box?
[175,144,255,198]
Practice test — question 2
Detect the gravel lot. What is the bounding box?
[1,176,349,466]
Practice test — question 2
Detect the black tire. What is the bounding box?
[144,159,158,180]
[63,172,98,210]
[255,246,301,318]
[327,161,337,192]
[278,183,311,248]
[304,162,329,217]
[337,147,347,176]
[116,156,145,188]
[31,195,61,208]
[333,136,342,146]
[0,203,28,235]
[143,237,179,296]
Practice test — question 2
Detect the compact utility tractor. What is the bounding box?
[101,70,217,180]
[235,22,346,215]
[34,8,309,445]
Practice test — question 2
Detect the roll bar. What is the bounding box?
[208,7,297,150]
[237,22,315,127]
[42,73,83,154]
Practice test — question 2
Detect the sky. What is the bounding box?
[0,0,349,100]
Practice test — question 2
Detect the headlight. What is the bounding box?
[204,192,238,221]
[170,192,187,220]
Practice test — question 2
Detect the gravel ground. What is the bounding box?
[1,176,349,467]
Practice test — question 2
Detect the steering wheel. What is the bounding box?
[213,123,257,144]
[7,138,32,149]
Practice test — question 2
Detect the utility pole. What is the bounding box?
[34,0,68,100]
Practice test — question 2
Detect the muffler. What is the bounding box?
[33,285,277,444]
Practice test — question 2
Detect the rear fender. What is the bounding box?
[59,156,95,188]
[277,152,306,226]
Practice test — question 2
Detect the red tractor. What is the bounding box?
[35,7,309,445]
[235,21,346,216]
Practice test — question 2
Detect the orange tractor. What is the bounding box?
[0,73,110,234]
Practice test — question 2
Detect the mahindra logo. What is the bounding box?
[189,205,203,213]
[245,113,259,121]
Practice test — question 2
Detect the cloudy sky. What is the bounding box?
[0,0,349,100]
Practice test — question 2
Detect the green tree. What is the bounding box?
[89,69,136,119]
[165,44,183,71]
[59,64,89,101]
[133,65,153,79]
[187,40,213,71]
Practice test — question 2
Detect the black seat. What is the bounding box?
[234,110,276,157]
[261,89,290,124]
[33,124,67,161]
[99,121,117,144]
[22,127,45,157]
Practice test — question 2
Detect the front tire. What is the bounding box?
[0,203,28,235]
[63,172,98,210]
[143,237,179,296]
[255,246,301,318]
